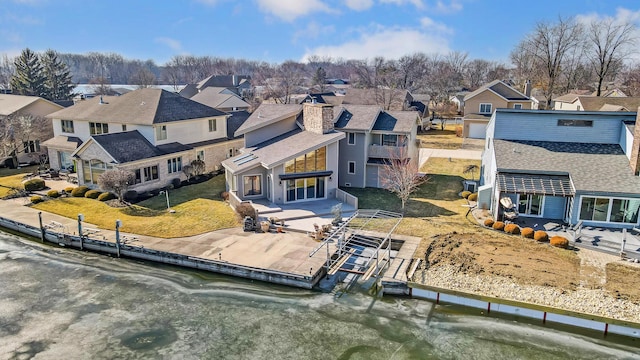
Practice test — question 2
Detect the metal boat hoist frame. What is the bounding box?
[308,209,403,281]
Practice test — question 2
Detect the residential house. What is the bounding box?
[343,88,429,128]
[190,87,251,112]
[44,88,244,192]
[334,105,420,188]
[553,95,640,112]
[449,91,469,114]
[479,108,640,230]
[222,103,344,205]
[0,94,64,164]
[179,75,251,98]
[462,80,535,138]
[221,102,421,204]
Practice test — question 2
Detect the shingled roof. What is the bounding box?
[464,80,531,102]
[576,96,640,112]
[0,94,62,116]
[494,139,640,194]
[91,131,164,163]
[48,88,227,125]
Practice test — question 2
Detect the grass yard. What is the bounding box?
[417,124,463,149]
[32,175,239,238]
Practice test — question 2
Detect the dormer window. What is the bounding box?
[479,103,492,114]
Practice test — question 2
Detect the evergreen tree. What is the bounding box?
[41,49,74,100]
[10,48,46,97]
[312,66,327,92]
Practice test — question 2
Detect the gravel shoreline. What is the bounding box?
[416,264,640,323]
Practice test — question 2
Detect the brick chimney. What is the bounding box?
[303,102,334,134]
[631,110,640,175]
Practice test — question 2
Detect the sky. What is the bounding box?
[2,0,640,65]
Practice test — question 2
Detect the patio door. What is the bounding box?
[564,197,573,223]
[518,194,543,216]
[285,177,326,202]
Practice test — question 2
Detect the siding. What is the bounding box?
[244,116,298,147]
[464,91,507,115]
[621,125,634,159]
[543,195,566,220]
[338,132,366,188]
[492,111,632,144]
[365,165,378,187]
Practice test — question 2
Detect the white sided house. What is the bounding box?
[45,88,244,192]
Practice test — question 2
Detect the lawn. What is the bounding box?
[344,157,482,240]
[32,175,239,238]
[417,123,463,149]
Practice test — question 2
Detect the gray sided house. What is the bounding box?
[480,108,640,230]
[45,88,245,192]
[222,103,343,205]
[333,105,420,188]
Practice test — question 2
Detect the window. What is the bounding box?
[122,124,127,131]
[348,161,355,174]
[134,169,141,184]
[517,194,543,216]
[347,132,356,145]
[285,177,325,202]
[580,196,640,224]
[513,103,523,109]
[61,120,74,133]
[284,147,326,174]
[382,134,397,146]
[156,125,167,140]
[89,122,108,135]
[557,119,593,127]
[197,150,205,161]
[243,175,262,196]
[167,157,182,174]
[228,148,234,158]
[143,165,159,181]
[23,140,40,153]
[82,159,112,184]
[479,103,492,113]
[209,119,217,132]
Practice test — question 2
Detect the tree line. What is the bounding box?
[1,15,638,107]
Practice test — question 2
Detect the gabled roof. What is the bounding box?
[464,80,531,102]
[342,88,411,110]
[41,135,82,151]
[191,87,250,110]
[374,111,419,133]
[90,131,164,163]
[196,75,251,90]
[553,93,582,103]
[494,139,640,194]
[47,88,227,125]
[235,103,302,136]
[222,129,344,173]
[576,96,640,112]
[0,94,62,116]
[226,110,251,139]
[334,105,381,131]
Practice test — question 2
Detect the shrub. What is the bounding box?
[220,191,230,201]
[71,186,89,197]
[171,177,181,189]
[492,221,505,231]
[47,190,60,198]
[24,178,45,191]
[521,227,535,239]
[468,193,478,201]
[461,191,471,199]
[483,218,495,227]
[64,186,75,193]
[85,189,101,199]
[504,223,520,235]
[98,192,116,201]
[534,230,549,242]
[236,202,256,221]
[550,236,569,249]
[124,190,138,201]
[30,195,43,204]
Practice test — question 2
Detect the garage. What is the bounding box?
[467,122,487,139]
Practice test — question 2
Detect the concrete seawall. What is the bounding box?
[407,282,640,339]
[0,216,322,289]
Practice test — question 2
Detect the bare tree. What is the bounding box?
[182,164,194,182]
[98,169,136,203]
[587,18,637,96]
[512,17,584,108]
[0,114,51,168]
[379,147,426,211]
[190,159,206,178]
[0,54,14,91]
[132,68,156,88]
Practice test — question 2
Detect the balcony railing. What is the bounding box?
[368,144,407,158]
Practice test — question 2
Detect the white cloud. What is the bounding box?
[431,0,462,14]
[302,25,451,61]
[380,0,424,8]
[155,37,183,52]
[420,16,453,34]
[194,0,223,6]
[293,21,336,44]
[345,0,374,11]
[255,0,334,22]
[576,7,640,25]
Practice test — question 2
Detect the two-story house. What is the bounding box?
[44,88,244,191]
[0,94,64,165]
[553,94,640,112]
[334,105,420,188]
[463,80,535,138]
[479,108,640,230]
[221,102,421,205]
